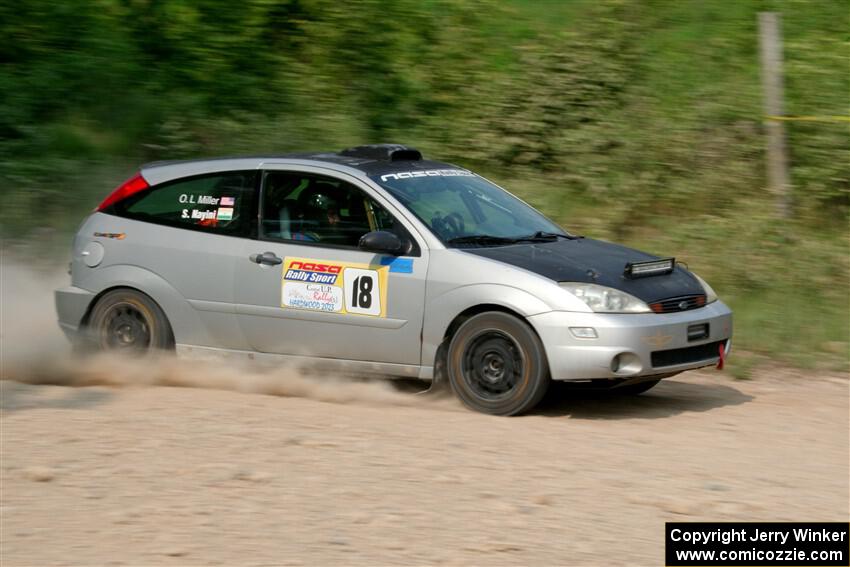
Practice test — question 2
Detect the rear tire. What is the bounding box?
[447,312,549,416]
[87,289,174,354]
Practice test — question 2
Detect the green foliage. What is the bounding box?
[0,0,847,367]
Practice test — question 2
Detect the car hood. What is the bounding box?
[462,238,704,303]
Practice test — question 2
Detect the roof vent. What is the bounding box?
[339,144,422,161]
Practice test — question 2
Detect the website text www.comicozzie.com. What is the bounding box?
[665,523,849,567]
[673,548,844,563]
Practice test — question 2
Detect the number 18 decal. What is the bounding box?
[343,268,382,316]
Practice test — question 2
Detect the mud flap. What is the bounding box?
[415,376,449,396]
[415,343,449,396]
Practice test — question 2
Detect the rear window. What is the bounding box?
[112,171,257,236]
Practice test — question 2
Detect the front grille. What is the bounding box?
[651,340,726,368]
[649,294,706,313]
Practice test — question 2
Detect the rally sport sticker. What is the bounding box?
[281,257,388,317]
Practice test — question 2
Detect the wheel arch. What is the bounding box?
[423,283,552,380]
[442,303,530,343]
[432,304,534,381]
[75,264,209,347]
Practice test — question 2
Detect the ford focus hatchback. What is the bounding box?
[56,144,732,415]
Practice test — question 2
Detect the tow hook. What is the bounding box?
[716,342,726,370]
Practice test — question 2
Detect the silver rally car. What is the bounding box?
[55,144,732,415]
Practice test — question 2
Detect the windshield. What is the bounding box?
[371,169,568,247]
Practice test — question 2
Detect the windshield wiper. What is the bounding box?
[446,235,519,247]
[447,232,583,248]
[514,231,582,242]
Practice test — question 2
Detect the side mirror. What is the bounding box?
[359,230,405,256]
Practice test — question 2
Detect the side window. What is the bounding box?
[114,171,256,236]
[261,171,418,253]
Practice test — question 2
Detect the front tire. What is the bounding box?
[447,312,549,416]
[87,289,174,354]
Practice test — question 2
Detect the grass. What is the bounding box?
[1,0,847,372]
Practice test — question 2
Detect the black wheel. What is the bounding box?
[447,312,549,416]
[612,379,661,396]
[87,289,174,354]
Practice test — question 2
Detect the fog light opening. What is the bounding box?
[610,352,642,376]
[611,354,622,373]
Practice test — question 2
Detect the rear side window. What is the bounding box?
[112,171,257,236]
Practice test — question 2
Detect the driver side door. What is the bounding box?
[234,167,429,368]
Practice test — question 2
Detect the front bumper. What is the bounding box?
[529,301,733,381]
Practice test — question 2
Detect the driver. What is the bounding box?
[431,210,465,239]
[292,190,342,242]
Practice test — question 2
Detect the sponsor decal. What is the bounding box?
[179,194,219,205]
[93,232,126,240]
[186,209,217,221]
[281,257,389,317]
[379,169,475,182]
[379,256,414,274]
[216,207,234,221]
[285,261,341,285]
[282,282,343,313]
[220,196,235,206]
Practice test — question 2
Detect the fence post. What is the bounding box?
[758,12,791,219]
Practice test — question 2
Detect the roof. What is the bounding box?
[141,144,459,179]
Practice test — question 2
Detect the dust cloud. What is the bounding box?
[0,257,454,410]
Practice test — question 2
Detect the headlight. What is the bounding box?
[559,283,651,313]
[691,273,718,303]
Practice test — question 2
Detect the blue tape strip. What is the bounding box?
[380,257,414,274]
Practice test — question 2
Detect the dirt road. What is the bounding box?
[1,365,847,566]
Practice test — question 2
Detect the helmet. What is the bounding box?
[302,191,338,212]
[298,182,344,232]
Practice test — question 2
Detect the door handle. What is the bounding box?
[249,251,283,266]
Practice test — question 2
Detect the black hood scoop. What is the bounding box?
[463,238,704,303]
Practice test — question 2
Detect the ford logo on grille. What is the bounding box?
[678,300,689,310]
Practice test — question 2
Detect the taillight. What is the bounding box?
[97,173,149,211]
